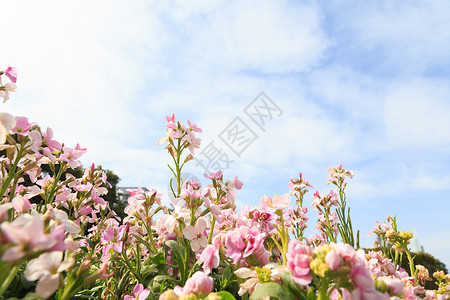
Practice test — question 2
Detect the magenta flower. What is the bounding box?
[286,239,313,286]
[225,225,267,265]
[124,283,150,300]
[4,66,18,83]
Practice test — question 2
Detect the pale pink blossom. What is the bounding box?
[205,170,223,180]
[260,193,290,213]
[0,112,16,144]
[187,120,202,133]
[43,127,61,152]
[24,251,74,299]
[199,244,219,274]
[12,116,36,136]
[4,82,17,92]
[124,283,150,300]
[46,207,80,234]
[24,251,75,298]
[183,217,208,252]
[174,271,213,297]
[1,214,57,261]
[11,195,31,212]
[59,146,84,168]
[101,224,127,253]
[0,90,9,102]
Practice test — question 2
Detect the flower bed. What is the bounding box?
[0,68,449,299]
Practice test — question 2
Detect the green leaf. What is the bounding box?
[151,252,166,266]
[281,272,308,299]
[216,290,236,300]
[220,266,234,289]
[250,282,295,300]
[165,240,186,276]
[133,234,155,253]
[307,286,316,300]
[153,275,179,285]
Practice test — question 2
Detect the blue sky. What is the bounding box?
[2,1,450,268]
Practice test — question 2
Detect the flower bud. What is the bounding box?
[160,289,178,300]
[205,293,221,300]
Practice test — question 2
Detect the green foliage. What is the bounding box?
[250,282,295,300]
[399,251,448,290]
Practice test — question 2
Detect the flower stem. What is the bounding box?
[0,265,21,297]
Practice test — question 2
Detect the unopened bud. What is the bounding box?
[184,154,194,163]
[205,293,221,300]
[160,289,177,300]
[76,259,92,277]
[375,279,389,293]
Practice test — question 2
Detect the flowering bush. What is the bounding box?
[0,67,449,300]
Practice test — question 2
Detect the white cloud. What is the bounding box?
[384,79,450,149]
[155,0,330,74]
[328,1,450,74]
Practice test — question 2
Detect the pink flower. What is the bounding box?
[43,127,61,152]
[59,146,84,168]
[124,283,150,300]
[174,271,213,297]
[4,66,18,83]
[24,251,74,299]
[101,224,127,253]
[12,116,36,136]
[183,217,208,252]
[260,194,290,213]
[11,195,32,212]
[166,113,175,123]
[350,263,388,299]
[199,244,219,274]
[205,170,223,180]
[225,225,268,265]
[286,239,313,285]
[187,120,202,133]
[1,214,57,261]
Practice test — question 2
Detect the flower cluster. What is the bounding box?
[0,65,17,103]
[0,88,447,300]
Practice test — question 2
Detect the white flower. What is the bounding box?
[25,251,74,299]
[47,207,80,234]
[183,217,208,252]
[0,112,16,144]
[4,82,17,92]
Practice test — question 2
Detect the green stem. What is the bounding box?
[406,250,416,282]
[208,216,216,244]
[0,265,21,297]
[317,279,329,300]
[0,143,26,199]
[45,163,67,208]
